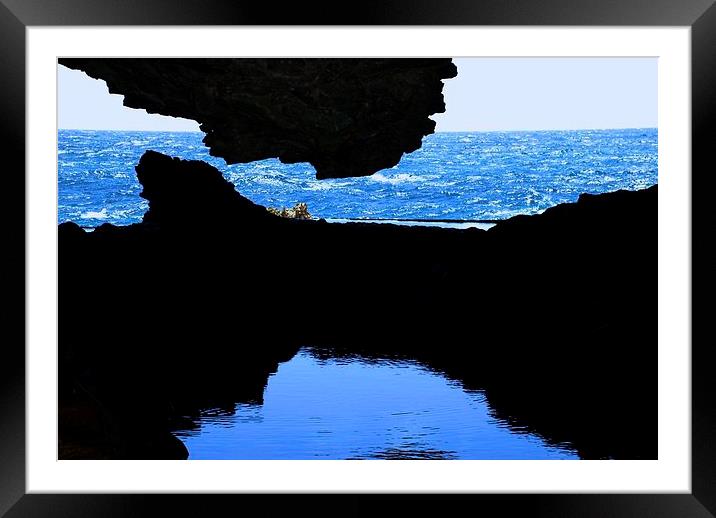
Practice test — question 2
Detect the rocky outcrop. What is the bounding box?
[136,150,273,228]
[58,58,457,179]
[59,152,656,460]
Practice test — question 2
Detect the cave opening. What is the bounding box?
[58,58,657,230]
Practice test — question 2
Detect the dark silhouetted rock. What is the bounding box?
[58,58,457,179]
[136,150,272,229]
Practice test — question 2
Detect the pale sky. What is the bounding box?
[433,57,657,131]
[58,57,657,133]
[58,64,201,132]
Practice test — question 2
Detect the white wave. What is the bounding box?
[253,176,287,187]
[371,172,430,185]
[306,181,351,191]
[80,208,109,220]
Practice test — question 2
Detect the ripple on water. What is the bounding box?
[173,347,580,460]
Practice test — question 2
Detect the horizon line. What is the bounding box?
[58,126,658,134]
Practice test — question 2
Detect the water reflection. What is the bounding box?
[173,347,579,460]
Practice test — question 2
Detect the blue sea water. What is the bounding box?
[58,128,657,227]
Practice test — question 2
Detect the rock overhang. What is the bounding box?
[59,58,458,179]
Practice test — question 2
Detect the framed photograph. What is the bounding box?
[5,0,710,516]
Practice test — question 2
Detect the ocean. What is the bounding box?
[58,128,657,228]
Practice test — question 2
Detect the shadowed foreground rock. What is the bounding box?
[59,152,656,460]
[58,58,457,179]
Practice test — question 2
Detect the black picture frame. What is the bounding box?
[3,1,711,516]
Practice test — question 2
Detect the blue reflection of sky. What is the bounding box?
[175,348,579,460]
